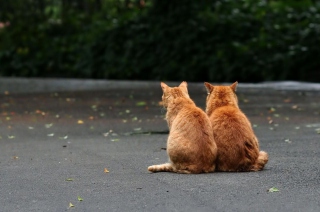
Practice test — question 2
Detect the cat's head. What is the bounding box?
[204,81,239,113]
[160,81,190,108]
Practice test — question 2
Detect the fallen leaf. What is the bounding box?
[77,196,83,201]
[104,168,109,173]
[77,120,84,124]
[269,107,276,112]
[69,202,74,208]
[45,123,53,128]
[59,135,68,139]
[134,128,142,131]
[8,135,15,139]
[66,178,74,181]
[111,139,119,142]
[268,187,280,192]
[47,133,55,137]
[28,126,34,130]
[315,128,320,134]
[283,98,291,103]
[284,138,292,144]
[13,156,19,160]
[125,110,130,113]
[136,101,146,106]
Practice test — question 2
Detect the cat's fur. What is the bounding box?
[148,82,217,174]
[204,81,268,172]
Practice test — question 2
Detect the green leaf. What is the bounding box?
[268,187,280,192]
[136,101,146,106]
[59,135,68,139]
[111,139,119,142]
[45,123,53,128]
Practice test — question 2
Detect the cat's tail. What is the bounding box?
[148,163,175,173]
[250,151,268,171]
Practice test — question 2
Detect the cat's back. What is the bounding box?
[170,101,213,143]
[210,105,251,131]
[178,103,211,128]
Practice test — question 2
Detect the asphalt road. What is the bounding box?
[0,78,320,212]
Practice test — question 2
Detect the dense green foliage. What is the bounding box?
[0,0,319,82]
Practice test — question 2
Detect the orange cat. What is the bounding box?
[148,82,217,174]
[204,82,268,172]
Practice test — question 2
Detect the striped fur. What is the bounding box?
[148,82,218,174]
[204,82,268,172]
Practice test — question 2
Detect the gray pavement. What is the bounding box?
[0,78,320,212]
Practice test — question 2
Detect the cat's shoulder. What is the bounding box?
[214,105,244,117]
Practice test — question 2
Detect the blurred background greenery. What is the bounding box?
[0,0,319,82]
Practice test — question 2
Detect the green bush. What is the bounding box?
[0,0,320,82]
[93,0,320,82]
[0,0,148,78]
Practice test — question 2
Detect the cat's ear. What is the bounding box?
[230,81,238,92]
[204,82,214,94]
[160,82,169,91]
[179,81,188,94]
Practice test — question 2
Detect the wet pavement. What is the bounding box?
[0,78,320,212]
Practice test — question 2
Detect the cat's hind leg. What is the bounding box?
[148,163,175,173]
[250,151,269,171]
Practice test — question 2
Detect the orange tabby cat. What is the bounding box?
[148,82,217,174]
[204,81,268,172]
